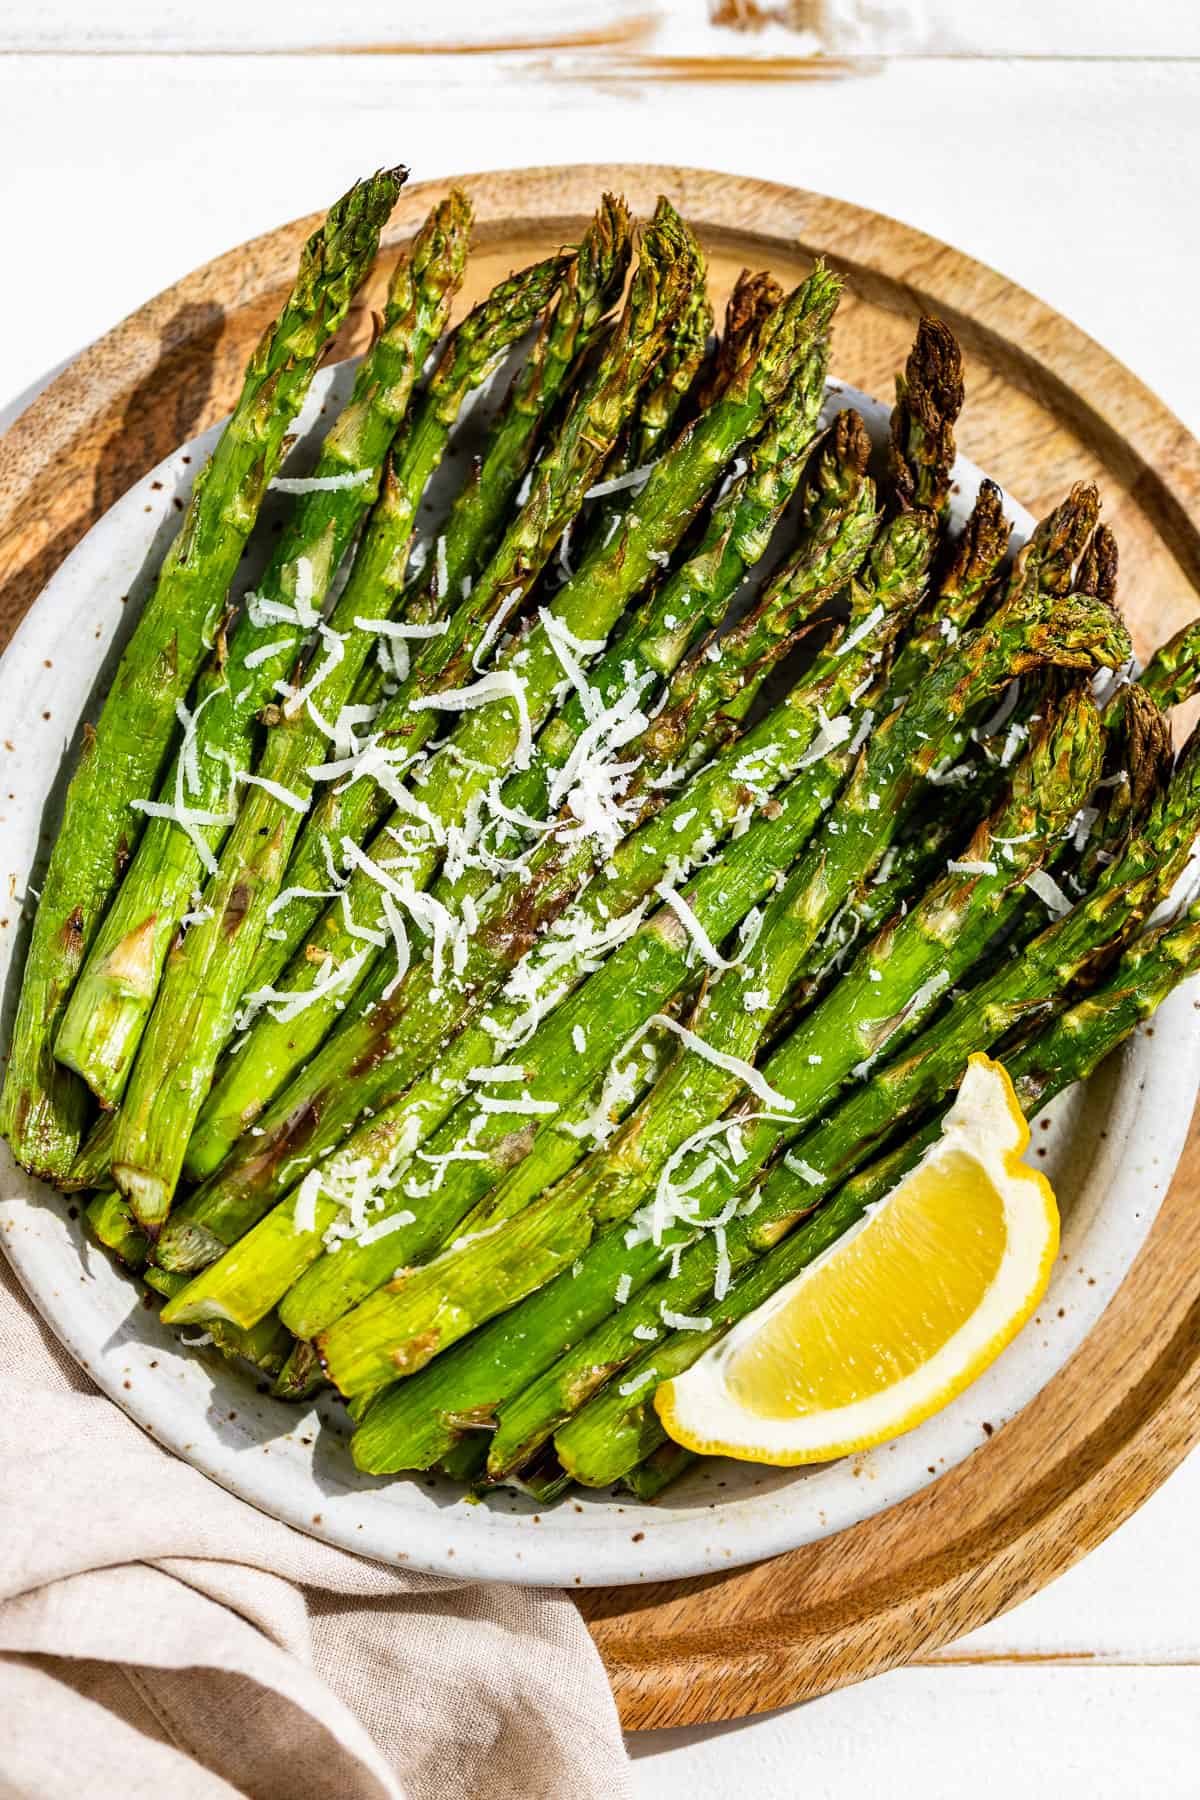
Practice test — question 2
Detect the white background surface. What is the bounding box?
[1,2,1198,1791]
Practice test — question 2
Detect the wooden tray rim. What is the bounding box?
[2,163,1199,1732]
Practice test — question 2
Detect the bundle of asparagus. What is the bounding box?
[7,177,1200,1510]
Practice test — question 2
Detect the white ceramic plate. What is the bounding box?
[3,362,1198,1588]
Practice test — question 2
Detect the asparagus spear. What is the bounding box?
[162,260,835,1218]
[433,194,632,605]
[553,892,1200,1487]
[143,1265,189,1300]
[315,566,1128,1404]
[272,1337,326,1402]
[244,196,633,999]
[52,191,471,1111]
[887,316,965,518]
[628,277,714,463]
[568,275,713,571]
[0,169,406,1180]
[110,423,455,1229]
[63,1110,118,1193]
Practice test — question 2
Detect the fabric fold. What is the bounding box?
[0,1254,630,1800]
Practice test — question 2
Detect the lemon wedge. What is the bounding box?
[655,1054,1058,1466]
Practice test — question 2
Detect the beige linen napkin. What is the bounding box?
[0,1255,631,1800]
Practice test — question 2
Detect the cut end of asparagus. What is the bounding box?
[114,1165,173,1236]
[142,1264,190,1300]
[85,1191,148,1271]
[272,1338,326,1403]
[153,1216,236,1274]
[159,1280,241,1329]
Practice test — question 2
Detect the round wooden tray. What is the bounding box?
[2,164,1199,1733]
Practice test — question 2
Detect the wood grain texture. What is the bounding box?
[1,162,1198,1732]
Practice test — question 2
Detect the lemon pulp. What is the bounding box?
[727,1149,1008,1420]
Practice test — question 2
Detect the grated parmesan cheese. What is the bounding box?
[270,469,373,495]
[409,670,533,769]
[1024,868,1073,916]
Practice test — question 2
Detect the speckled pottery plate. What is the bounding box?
[3,362,1198,1588]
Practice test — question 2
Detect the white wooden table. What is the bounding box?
[2,5,1197,1790]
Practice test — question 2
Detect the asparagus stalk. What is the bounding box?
[0,169,406,1179]
[109,425,450,1229]
[154,466,895,1289]
[52,190,471,1110]
[568,275,713,571]
[244,197,634,998]
[208,1312,293,1378]
[164,425,878,1314]
[64,1110,118,1193]
[272,1337,326,1402]
[433,194,632,605]
[182,324,850,1191]
[622,1442,699,1501]
[351,682,1102,1461]
[484,685,1104,1478]
[161,259,835,1224]
[628,277,714,464]
[270,495,1083,1318]
[143,1265,189,1299]
[233,200,695,1003]
[316,567,1128,1405]
[553,893,1200,1487]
